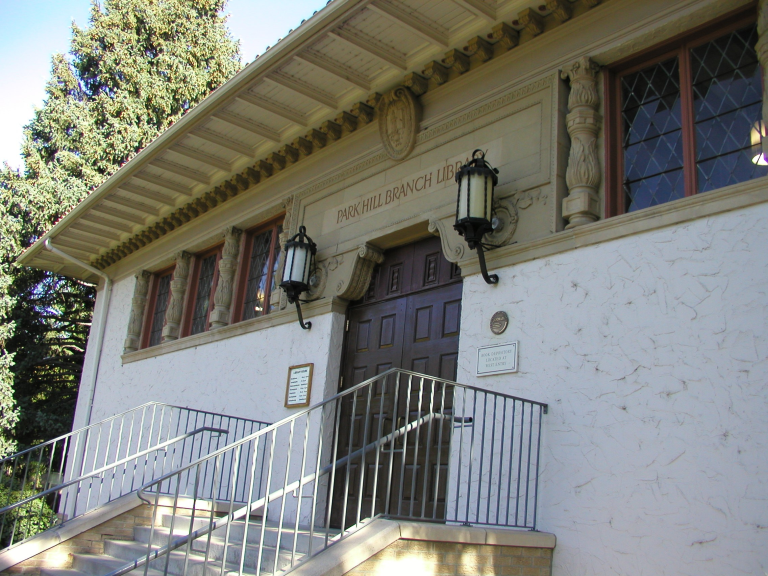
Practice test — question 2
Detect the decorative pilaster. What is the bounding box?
[270,196,294,312]
[161,251,192,342]
[757,0,768,156]
[561,57,602,229]
[210,227,243,329]
[123,271,151,353]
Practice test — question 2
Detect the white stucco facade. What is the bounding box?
[22,0,768,574]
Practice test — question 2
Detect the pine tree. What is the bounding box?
[0,0,241,453]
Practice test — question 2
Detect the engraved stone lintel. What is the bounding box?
[546,0,572,22]
[161,251,192,342]
[403,72,429,96]
[210,227,243,329]
[562,56,602,229]
[378,86,422,161]
[423,60,450,85]
[444,49,470,74]
[518,9,545,36]
[335,244,384,301]
[492,23,519,51]
[123,270,151,353]
[466,36,493,62]
[428,216,465,263]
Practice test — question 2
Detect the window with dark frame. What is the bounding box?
[144,270,173,348]
[183,247,223,337]
[607,12,767,216]
[235,220,283,322]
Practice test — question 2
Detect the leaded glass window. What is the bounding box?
[147,273,172,347]
[190,253,219,335]
[691,25,766,191]
[614,19,766,214]
[240,223,283,322]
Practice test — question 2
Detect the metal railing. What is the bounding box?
[0,402,270,549]
[107,369,547,576]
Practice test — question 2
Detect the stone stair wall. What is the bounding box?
[1,503,153,576]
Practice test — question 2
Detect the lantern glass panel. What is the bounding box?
[283,243,309,285]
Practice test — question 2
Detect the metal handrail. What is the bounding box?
[0,427,227,517]
[0,402,270,550]
[104,368,547,576]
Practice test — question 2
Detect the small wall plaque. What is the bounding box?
[285,363,314,408]
[490,311,509,335]
[477,342,518,376]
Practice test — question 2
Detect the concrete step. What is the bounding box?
[101,539,302,576]
[137,520,337,552]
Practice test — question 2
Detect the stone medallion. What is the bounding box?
[490,311,509,335]
[378,86,422,161]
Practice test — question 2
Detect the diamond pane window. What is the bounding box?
[189,252,220,336]
[691,25,768,192]
[238,221,283,322]
[610,14,766,215]
[621,57,685,212]
[147,272,172,348]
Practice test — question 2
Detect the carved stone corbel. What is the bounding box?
[757,0,768,156]
[518,9,544,36]
[546,0,571,22]
[210,227,243,329]
[492,23,519,52]
[561,56,602,229]
[335,244,384,301]
[423,61,450,85]
[123,271,151,353]
[161,251,192,342]
[428,216,466,263]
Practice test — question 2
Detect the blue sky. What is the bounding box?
[0,0,328,170]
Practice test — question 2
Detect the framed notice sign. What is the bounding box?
[476,342,518,376]
[285,363,314,408]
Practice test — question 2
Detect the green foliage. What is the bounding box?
[0,0,241,453]
[0,484,57,547]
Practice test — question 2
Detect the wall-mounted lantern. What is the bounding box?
[454,149,500,284]
[280,225,317,330]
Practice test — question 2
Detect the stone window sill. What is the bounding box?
[462,176,768,277]
[121,297,346,365]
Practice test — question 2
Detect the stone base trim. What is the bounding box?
[289,519,555,576]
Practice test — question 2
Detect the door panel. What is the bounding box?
[332,237,461,528]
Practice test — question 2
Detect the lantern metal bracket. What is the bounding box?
[292,299,312,330]
[469,240,498,285]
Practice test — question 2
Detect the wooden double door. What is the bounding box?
[331,236,462,527]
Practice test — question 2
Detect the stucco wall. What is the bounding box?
[457,203,768,576]
[75,276,343,430]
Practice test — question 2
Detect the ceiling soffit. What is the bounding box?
[20,0,607,280]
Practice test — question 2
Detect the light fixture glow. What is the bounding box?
[750,120,768,165]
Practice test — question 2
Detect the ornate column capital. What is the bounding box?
[123,271,151,353]
[561,56,602,229]
[161,251,192,342]
[210,227,244,329]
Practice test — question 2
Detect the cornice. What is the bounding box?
[90,0,606,271]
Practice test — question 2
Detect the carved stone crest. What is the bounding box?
[378,86,422,161]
